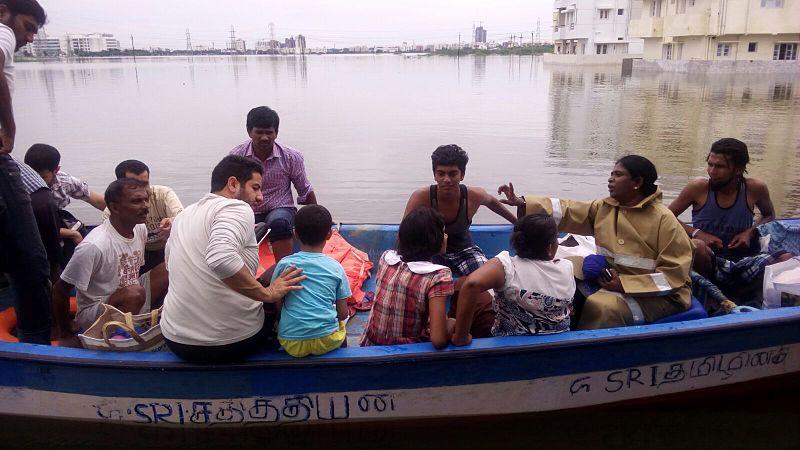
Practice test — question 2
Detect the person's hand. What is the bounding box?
[498,182,524,207]
[158,218,173,239]
[728,228,755,250]
[450,332,472,347]
[0,128,14,154]
[694,230,724,251]
[265,265,305,301]
[598,268,624,293]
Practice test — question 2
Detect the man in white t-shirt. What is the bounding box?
[52,178,169,337]
[0,0,51,344]
[161,155,305,363]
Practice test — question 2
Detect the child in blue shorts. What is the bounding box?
[271,205,351,357]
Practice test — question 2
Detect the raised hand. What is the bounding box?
[498,182,524,207]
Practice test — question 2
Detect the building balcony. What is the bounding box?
[629,17,663,38]
[664,13,709,37]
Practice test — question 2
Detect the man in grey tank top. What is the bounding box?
[669,138,794,311]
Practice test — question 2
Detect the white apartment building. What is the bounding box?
[630,0,800,61]
[64,33,121,54]
[552,0,644,56]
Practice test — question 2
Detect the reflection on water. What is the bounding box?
[12,56,800,224]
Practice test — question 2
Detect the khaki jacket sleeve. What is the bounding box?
[619,215,693,297]
[523,195,599,236]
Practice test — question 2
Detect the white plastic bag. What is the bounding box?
[762,257,800,309]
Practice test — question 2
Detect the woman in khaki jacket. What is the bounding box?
[498,155,693,330]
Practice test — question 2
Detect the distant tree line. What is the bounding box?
[434,45,554,56]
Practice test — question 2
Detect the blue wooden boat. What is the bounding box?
[0,221,798,427]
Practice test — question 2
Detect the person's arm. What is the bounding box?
[300,190,317,206]
[335,298,349,321]
[0,50,15,154]
[290,153,316,205]
[667,180,723,249]
[162,187,184,216]
[208,203,305,302]
[52,279,74,338]
[334,265,353,321]
[428,296,450,349]
[452,258,505,346]
[402,188,429,218]
[222,264,305,303]
[728,180,775,250]
[500,182,599,236]
[616,216,693,297]
[87,191,106,210]
[475,187,517,224]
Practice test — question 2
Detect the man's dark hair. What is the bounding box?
[512,214,558,260]
[24,143,60,172]
[210,155,263,192]
[3,0,46,26]
[431,144,468,174]
[709,138,749,173]
[115,160,149,179]
[246,106,280,132]
[105,178,147,208]
[294,204,333,246]
[616,154,659,197]
[397,207,445,263]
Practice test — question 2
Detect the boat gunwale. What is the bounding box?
[1,307,798,371]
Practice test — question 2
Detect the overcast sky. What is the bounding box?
[39,1,554,49]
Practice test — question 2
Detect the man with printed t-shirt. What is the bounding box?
[52,179,169,338]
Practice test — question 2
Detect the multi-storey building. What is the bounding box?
[552,0,643,56]
[630,0,800,61]
[64,33,121,55]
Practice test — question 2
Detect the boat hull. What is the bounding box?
[1,307,798,427]
[1,223,799,427]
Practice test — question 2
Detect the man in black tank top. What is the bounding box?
[404,145,517,338]
[403,145,517,277]
[668,138,794,311]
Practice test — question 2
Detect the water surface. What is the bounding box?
[14,55,800,223]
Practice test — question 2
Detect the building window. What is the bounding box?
[716,43,731,57]
[597,44,608,55]
[599,9,610,19]
[617,8,624,15]
[748,42,758,52]
[761,0,784,7]
[664,44,673,60]
[774,43,797,60]
[650,0,662,17]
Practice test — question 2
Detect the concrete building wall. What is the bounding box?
[631,0,800,63]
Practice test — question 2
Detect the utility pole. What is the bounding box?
[536,19,542,45]
[458,32,461,57]
[185,28,192,53]
[130,35,136,62]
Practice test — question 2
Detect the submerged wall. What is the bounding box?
[633,59,800,74]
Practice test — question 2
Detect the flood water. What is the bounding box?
[13,55,800,224]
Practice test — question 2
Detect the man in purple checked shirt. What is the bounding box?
[230,106,317,263]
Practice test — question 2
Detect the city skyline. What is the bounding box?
[38,0,553,49]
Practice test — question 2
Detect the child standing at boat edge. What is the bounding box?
[271,204,351,357]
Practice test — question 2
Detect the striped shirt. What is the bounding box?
[229,140,313,214]
[13,159,48,194]
[52,171,91,210]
